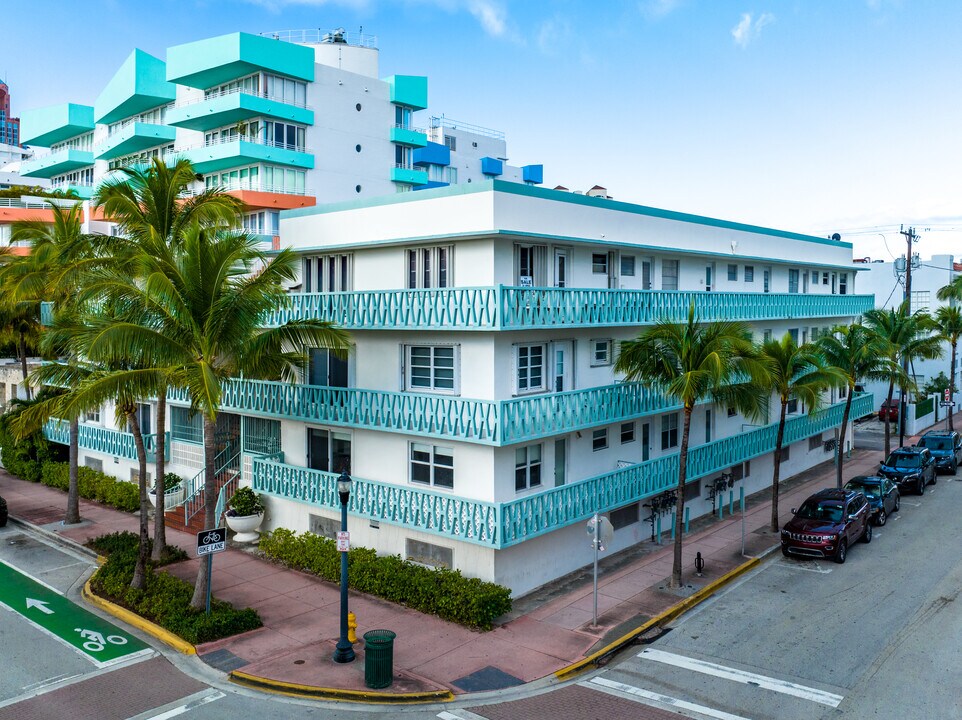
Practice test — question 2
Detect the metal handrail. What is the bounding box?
[197,135,310,153]
[259,28,378,48]
[183,444,238,524]
[429,115,505,141]
[394,123,427,134]
[173,86,312,110]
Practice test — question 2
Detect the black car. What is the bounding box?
[844,476,900,526]
[916,430,962,475]
[878,447,936,495]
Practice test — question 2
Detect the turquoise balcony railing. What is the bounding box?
[252,393,873,549]
[44,419,170,462]
[265,288,874,330]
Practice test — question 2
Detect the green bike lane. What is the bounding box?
[0,559,151,668]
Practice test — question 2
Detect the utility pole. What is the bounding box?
[898,225,919,447]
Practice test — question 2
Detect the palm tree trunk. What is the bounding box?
[65,417,80,524]
[884,379,895,459]
[836,390,854,489]
[18,331,31,401]
[151,388,167,562]
[671,406,693,589]
[770,399,788,533]
[950,341,957,433]
[190,414,217,610]
[128,413,150,591]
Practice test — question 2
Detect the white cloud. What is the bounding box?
[536,16,572,56]
[242,0,371,10]
[641,0,682,20]
[467,0,507,37]
[731,11,774,48]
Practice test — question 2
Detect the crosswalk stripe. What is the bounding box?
[586,677,752,720]
[638,648,843,707]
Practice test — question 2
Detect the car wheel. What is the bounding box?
[931,471,938,485]
[952,461,958,476]
[862,522,873,543]
[876,509,887,526]
[918,478,926,495]
[893,493,900,512]
[834,539,848,564]
[781,546,790,557]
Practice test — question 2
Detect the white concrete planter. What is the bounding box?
[226,513,263,543]
[148,485,184,511]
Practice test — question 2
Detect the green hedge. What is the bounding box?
[88,532,261,645]
[915,396,934,419]
[259,528,512,630]
[0,407,63,482]
[40,463,141,513]
[87,531,188,564]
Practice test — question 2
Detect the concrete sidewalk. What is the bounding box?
[0,434,910,700]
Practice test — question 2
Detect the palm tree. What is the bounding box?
[3,202,101,524]
[864,303,942,456]
[816,323,892,487]
[72,223,350,609]
[757,334,844,532]
[934,306,962,432]
[616,305,768,588]
[94,157,243,562]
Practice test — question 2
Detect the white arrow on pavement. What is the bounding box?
[26,598,54,615]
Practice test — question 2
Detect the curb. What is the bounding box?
[554,555,762,681]
[8,515,100,561]
[81,577,197,656]
[228,670,456,704]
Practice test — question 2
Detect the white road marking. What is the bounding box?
[638,648,844,707]
[776,559,832,574]
[586,677,752,720]
[437,710,488,720]
[138,690,225,719]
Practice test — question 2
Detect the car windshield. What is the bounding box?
[886,453,920,469]
[847,483,880,499]
[796,500,844,522]
[920,438,952,451]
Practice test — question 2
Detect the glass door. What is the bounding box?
[551,341,574,393]
[641,423,650,462]
[553,248,568,288]
[554,438,566,486]
[705,264,713,292]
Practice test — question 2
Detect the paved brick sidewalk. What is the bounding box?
[0,435,908,697]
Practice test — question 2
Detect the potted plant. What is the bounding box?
[225,486,265,543]
[148,473,185,511]
[0,495,7,527]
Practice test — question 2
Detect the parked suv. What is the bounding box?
[879,446,937,495]
[781,488,872,564]
[916,430,962,475]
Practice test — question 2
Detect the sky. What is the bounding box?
[3,0,961,260]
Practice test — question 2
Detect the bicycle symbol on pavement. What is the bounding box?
[75,628,127,652]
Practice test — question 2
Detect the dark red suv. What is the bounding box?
[781,488,872,563]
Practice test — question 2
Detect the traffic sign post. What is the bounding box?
[586,514,613,626]
[0,560,148,666]
[197,528,227,615]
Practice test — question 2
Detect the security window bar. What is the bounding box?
[410,443,454,489]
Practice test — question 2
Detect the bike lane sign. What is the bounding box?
[0,559,149,667]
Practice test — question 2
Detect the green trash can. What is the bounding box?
[363,629,397,689]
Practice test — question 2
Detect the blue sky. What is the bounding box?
[4,0,962,259]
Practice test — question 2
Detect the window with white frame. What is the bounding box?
[82,407,101,424]
[621,256,635,276]
[592,428,608,451]
[515,244,547,286]
[410,443,454,488]
[406,246,452,289]
[405,345,457,393]
[516,344,546,393]
[302,254,352,292]
[514,445,542,491]
[621,422,635,444]
[244,210,280,236]
[661,414,679,450]
[839,273,848,295]
[592,253,609,274]
[662,259,679,291]
[591,339,612,366]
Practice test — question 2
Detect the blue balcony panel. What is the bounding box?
[254,393,873,548]
[20,149,94,179]
[166,93,314,132]
[391,167,429,185]
[414,181,449,191]
[522,164,543,184]
[181,140,314,174]
[413,141,450,167]
[481,157,503,176]
[95,49,177,125]
[94,123,177,160]
[167,32,315,88]
[20,104,95,148]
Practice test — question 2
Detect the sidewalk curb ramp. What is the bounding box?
[554,555,762,681]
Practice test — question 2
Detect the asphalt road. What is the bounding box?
[2,471,961,720]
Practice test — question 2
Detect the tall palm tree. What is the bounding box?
[934,306,962,432]
[95,157,243,561]
[937,275,962,305]
[757,334,844,532]
[3,202,101,524]
[616,305,768,588]
[816,323,892,487]
[864,303,942,456]
[72,223,350,609]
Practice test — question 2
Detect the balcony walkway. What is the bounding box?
[0,417,904,699]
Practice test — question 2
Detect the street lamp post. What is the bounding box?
[332,470,355,664]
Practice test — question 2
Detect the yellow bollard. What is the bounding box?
[347,611,358,643]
